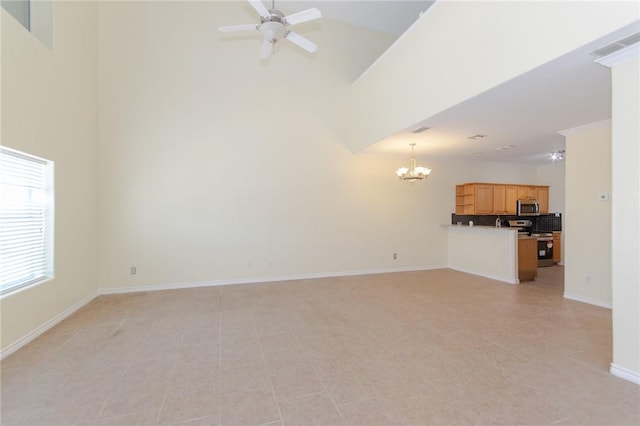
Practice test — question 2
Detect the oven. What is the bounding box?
[531,233,554,267]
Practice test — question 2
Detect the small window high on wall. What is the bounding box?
[2,0,52,49]
[0,147,54,296]
[1,0,29,30]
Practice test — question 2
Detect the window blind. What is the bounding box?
[0,147,53,295]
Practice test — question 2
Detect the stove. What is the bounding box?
[531,233,554,267]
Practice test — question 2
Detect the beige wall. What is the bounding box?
[563,120,612,307]
[350,0,638,151]
[1,3,99,352]
[536,162,565,215]
[97,3,542,291]
[610,55,639,380]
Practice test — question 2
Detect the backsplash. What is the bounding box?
[451,213,562,232]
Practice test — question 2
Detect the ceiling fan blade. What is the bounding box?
[248,0,270,17]
[219,24,258,33]
[259,39,273,59]
[285,31,317,53]
[283,8,321,26]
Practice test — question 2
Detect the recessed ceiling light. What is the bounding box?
[467,134,487,140]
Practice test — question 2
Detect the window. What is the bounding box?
[1,0,30,30]
[1,0,52,49]
[0,147,54,296]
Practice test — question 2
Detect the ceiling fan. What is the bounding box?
[218,0,322,59]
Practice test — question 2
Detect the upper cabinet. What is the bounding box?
[455,183,549,215]
[536,187,549,214]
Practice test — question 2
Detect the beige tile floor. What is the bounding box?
[1,266,639,425]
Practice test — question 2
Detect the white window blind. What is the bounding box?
[0,147,54,296]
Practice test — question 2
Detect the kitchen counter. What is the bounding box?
[443,224,515,231]
[446,225,519,284]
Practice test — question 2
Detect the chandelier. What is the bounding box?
[396,143,431,182]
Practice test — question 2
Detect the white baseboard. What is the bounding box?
[447,265,518,285]
[563,292,612,309]
[0,291,98,360]
[99,265,448,295]
[610,363,640,385]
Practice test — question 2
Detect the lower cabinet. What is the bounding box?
[518,237,538,281]
[553,232,561,264]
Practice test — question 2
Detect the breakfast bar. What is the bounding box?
[446,225,521,284]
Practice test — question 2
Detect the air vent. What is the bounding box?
[467,134,487,140]
[589,32,640,58]
[411,126,431,134]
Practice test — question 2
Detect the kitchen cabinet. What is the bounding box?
[455,184,475,215]
[537,187,549,214]
[455,183,549,215]
[518,186,537,200]
[505,186,518,214]
[475,185,494,214]
[518,237,538,281]
[493,185,506,214]
[553,232,561,264]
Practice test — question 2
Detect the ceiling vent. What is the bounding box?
[589,32,640,58]
[467,134,487,140]
[411,126,431,134]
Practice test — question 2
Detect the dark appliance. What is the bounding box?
[508,219,533,236]
[531,232,554,267]
[517,199,540,216]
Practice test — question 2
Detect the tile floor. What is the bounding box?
[1,266,638,425]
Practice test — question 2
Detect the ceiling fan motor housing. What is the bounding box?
[260,10,287,43]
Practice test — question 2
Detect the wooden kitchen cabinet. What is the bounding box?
[493,185,506,214]
[455,184,476,215]
[518,186,537,200]
[553,232,561,263]
[455,183,549,215]
[505,186,518,214]
[518,237,538,281]
[475,185,494,214]
[537,187,549,214]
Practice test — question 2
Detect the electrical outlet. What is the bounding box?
[393,253,397,260]
[130,266,137,275]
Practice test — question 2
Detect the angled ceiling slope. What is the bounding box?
[363,22,640,165]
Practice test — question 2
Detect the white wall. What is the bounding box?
[562,120,612,307]
[448,227,518,284]
[97,1,400,290]
[536,162,565,214]
[610,55,640,381]
[97,2,543,291]
[1,3,99,352]
[350,1,638,151]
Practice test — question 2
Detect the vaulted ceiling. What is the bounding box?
[233,1,637,165]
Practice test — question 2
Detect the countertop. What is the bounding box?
[443,224,518,231]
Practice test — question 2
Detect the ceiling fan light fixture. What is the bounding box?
[219,0,322,59]
[259,20,286,42]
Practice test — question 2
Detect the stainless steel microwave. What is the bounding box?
[517,200,540,216]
